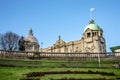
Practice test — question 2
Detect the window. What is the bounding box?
[101,33,102,36]
[92,32,95,36]
[76,47,78,49]
[87,33,91,37]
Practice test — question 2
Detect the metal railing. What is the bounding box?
[0,50,120,60]
[0,50,120,68]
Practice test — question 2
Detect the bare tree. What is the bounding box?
[18,36,25,51]
[0,32,20,51]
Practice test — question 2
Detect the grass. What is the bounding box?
[41,74,104,80]
[0,59,120,68]
[0,67,120,80]
[0,59,120,80]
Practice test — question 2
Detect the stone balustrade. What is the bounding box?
[0,50,120,60]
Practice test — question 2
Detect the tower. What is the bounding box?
[24,28,39,51]
[83,19,106,53]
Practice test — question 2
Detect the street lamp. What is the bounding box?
[41,42,43,52]
[98,52,101,68]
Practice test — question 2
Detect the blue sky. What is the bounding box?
[0,0,120,52]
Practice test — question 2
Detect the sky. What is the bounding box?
[0,0,120,52]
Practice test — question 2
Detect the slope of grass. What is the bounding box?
[0,59,120,80]
[0,59,120,68]
[0,67,120,80]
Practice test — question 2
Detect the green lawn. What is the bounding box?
[0,59,120,68]
[0,59,120,80]
[0,67,120,80]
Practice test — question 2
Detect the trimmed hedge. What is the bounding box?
[21,70,115,80]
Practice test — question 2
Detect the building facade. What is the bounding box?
[43,19,106,53]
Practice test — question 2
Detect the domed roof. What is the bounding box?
[84,19,101,32]
[24,29,39,44]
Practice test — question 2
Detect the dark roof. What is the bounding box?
[110,46,120,52]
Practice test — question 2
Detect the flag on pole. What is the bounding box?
[90,8,95,19]
[90,8,95,11]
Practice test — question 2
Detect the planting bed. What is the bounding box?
[21,70,115,80]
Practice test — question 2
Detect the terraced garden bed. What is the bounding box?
[20,70,115,80]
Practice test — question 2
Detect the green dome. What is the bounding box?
[84,20,101,32]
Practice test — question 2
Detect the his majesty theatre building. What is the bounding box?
[24,19,106,53]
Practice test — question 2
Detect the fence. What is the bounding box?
[0,50,120,60]
[0,50,120,68]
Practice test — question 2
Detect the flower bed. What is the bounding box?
[50,77,114,80]
[26,70,115,77]
[21,70,115,80]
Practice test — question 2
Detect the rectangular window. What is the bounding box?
[87,33,91,37]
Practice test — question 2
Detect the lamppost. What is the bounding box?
[41,42,43,52]
[98,52,101,68]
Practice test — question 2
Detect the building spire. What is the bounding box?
[59,35,61,40]
[29,28,33,35]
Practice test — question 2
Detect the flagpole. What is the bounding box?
[90,8,95,20]
[90,9,92,19]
